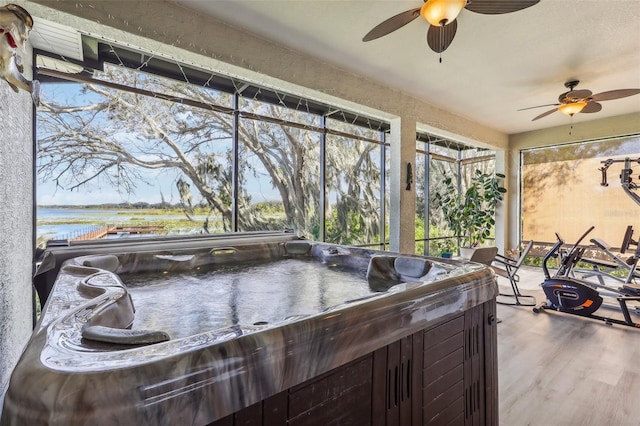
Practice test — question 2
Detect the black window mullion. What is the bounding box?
[379,131,387,251]
[424,146,430,256]
[319,116,327,242]
[232,93,240,232]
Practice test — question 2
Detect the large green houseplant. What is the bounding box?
[433,170,507,251]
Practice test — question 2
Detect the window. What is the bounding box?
[521,135,640,244]
[325,122,386,246]
[415,135,497,255]
[35,41,390,249]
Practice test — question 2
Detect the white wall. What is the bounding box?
[0,68,34,396]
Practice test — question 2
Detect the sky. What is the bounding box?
[36,166,281,206]
[36,77,281,206]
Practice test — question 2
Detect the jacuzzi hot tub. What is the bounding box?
[1,232,498,426]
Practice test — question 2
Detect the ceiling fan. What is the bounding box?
[362,0,539,58]
[520,80,640,121]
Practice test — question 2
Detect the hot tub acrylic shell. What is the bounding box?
[1,232,498,425]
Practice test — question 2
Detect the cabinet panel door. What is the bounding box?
[372,346,388,426]
[373,332,421,426]
[423,314,465,425]
[288,356,373,426]
[386,340,401,425]
[399,335,413,425]
[464,305,481,425]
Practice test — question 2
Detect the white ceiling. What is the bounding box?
[172,0,640,135]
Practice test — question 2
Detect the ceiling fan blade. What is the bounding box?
[580,101,602,114]
[464,0,540,15]
[531,108,557,121]
[590,88,640,102]
[562,89,592,100]
[426,19,457,53]
[517,103,559,111]
[362,7,422,42]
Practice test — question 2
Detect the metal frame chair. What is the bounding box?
[492,241,536,306]
[468,246,498,266]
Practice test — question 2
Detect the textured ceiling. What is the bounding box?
[172,0,640,135]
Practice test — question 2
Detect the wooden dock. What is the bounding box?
[71,225,165,241]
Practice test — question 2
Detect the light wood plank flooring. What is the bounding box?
[496,268,640,426]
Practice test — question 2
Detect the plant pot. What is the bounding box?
[441,252,453,259]
[459,247,476,260]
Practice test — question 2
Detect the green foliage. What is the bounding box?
[415,217,426,254]
[431,238,456,255]
[253,201,286,215]
[415,218,458,256]
[325,208,379,246]
[433,170,506,248]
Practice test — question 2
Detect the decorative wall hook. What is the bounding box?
[406,162,413,191]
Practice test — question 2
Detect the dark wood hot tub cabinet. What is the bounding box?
[209,300,498,426]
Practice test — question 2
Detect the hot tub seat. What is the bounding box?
[82,325,170,345]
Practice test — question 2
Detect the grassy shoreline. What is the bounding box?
[37,208,218,245]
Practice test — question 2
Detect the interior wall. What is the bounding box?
[0,71,34,397]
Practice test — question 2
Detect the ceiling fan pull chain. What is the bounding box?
[569,117,574,135]
[439,28,443,63]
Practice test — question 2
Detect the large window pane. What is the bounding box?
[428,157,459,251]
[522,136,640,243]
[415,148,428,254]
[383,144,390,250]
[417,136,497,255]
[37,63,234,244]
[325,134,382,246]
[238,116,320,236]
[36,49,390,249]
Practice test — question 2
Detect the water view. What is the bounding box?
[37,207,213,242]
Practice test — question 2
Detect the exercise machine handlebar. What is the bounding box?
[600,157,640,207]
[542,226,595,280]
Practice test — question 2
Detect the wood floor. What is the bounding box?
[496,269,640,426]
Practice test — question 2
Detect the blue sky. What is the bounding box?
[36,79,280,206]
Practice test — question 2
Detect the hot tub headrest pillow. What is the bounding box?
[284,241,312,255]
[367,256,401,292]
[82,255,120,272]
[394,256,432,278]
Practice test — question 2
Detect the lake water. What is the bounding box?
[37,208,209,241]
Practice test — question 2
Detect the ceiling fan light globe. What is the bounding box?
[558,101,588,116]
[421,0,466,26]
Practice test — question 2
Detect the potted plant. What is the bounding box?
[432,169,507,258]
[431,238,457,258]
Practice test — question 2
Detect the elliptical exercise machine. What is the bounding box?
[534,227,640,328]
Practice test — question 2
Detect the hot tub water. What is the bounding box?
[122,258,372,339]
